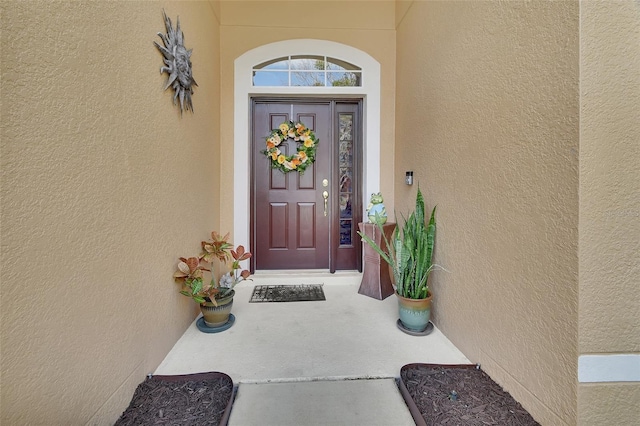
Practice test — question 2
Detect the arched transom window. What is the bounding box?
[252,55,362,87]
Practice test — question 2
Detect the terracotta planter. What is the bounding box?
[200,290,235,327]
[396,291,432,332]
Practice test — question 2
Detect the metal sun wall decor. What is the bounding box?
[154,10,197,115]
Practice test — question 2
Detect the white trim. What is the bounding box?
[578,354,640,383]
[234,39,381,249]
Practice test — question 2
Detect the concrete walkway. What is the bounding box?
[229,378,414,426]
[155,272,470,425]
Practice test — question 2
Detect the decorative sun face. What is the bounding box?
[154,10,197,114]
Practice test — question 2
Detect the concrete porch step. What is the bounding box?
[228,378,415,426]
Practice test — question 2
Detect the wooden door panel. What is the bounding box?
[269,203,288,248]
[297,165,315,189]
[270,114,288,130]
[270,168,286,190]
[252,99,362,271]
[253,101,330,270]
[297,203,316,248]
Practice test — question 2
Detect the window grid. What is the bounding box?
[253,56,361,87]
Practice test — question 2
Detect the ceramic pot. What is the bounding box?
[396,291,432,332]
[200,290,235,327]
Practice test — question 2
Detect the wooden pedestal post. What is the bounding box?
[358,222,396,300]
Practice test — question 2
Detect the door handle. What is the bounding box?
[322,190,329,216]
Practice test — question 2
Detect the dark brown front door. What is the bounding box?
[251,99,362,271]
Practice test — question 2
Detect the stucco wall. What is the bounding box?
[578,383,640,426]
[579,1,640,423]
[395,1,579,424]
[217,0,396,236]
[0,1,221,424]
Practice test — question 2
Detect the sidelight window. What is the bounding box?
[338,113,355,246]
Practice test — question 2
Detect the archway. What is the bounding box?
[234,39,381,257]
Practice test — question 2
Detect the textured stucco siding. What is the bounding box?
[579,0,640,354]
[0,1,221,424]
[579,383,640,426]
[395,1,579,424]
[578,1,640,424]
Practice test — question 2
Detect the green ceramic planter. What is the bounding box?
[396,291,432,332]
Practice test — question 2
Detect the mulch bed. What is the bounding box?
[399,364,539,426]
[115,365,539,425]
[115,372,234,426]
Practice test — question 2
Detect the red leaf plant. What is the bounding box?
[174,231,252,306]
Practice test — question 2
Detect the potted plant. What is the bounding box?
[174,231,251,328]
[357,188,437,332]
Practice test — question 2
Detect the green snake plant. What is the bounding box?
[357,188,437,299]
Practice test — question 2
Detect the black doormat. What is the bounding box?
[249,284,325,302]
[115,372,234,426]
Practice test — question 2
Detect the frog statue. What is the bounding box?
[366,192,388,224]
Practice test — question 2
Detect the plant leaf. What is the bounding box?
[185,257,199,272]
[177,261,190,275]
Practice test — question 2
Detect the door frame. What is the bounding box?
[250,98,363,272]
[233,40,381,259]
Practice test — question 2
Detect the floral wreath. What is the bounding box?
[263,121,318,174]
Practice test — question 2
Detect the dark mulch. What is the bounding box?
[400,364,539,426]
[115,373,233,426]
